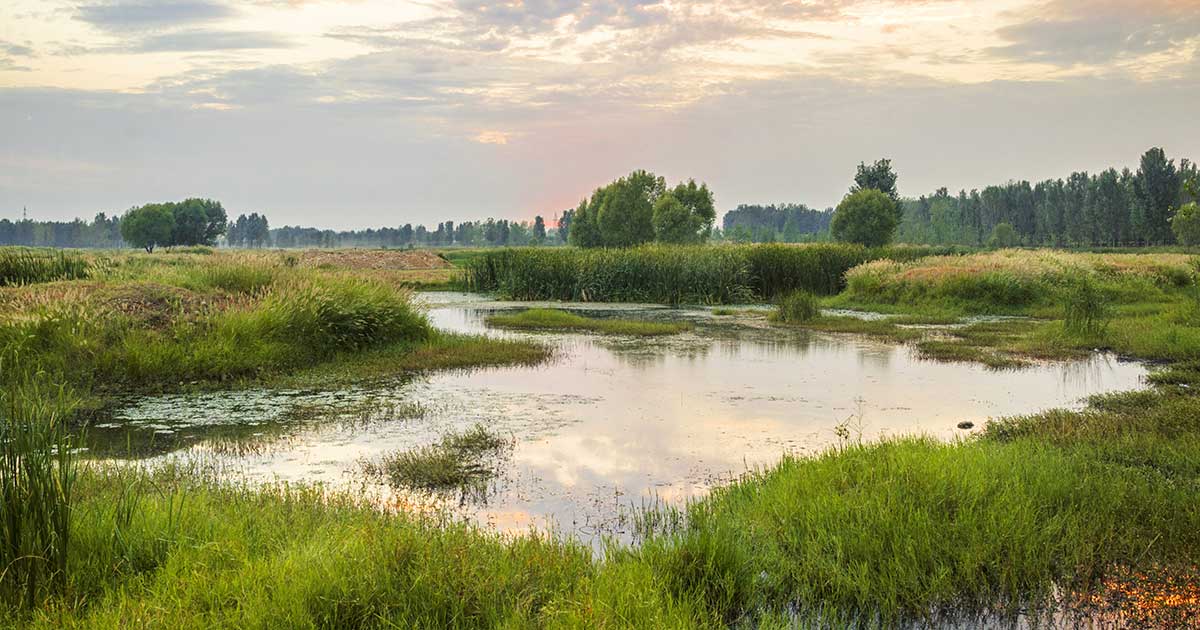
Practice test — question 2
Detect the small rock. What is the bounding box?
[956,421,975,430]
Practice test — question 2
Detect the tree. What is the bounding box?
[850,159,900,220]
[831,189,898,247]
[987,222,1021,248]
[568,196,602,247]
[652,193,701,244]
[595,170,663,247]
[532,215,546,245]
[1172,202,1200,246]
[669,179,716,240]
[1133,147,1181,245]
[120,205,174,253]
[556,209,573,243]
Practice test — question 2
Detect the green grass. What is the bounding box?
[361,424,511,492]
[486,308,692,336]
[770,290,819,323]
[0,249,89,286]
[463,243,964,305]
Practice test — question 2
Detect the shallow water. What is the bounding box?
[94,292,1148,544]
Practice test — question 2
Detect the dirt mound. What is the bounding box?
[297,249,454,271]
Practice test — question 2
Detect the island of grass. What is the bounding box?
[485,307,691,336]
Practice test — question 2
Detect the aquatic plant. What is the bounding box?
[772,290,819,323]
[485,308,691,336]
[0,376,78,609]
[1063,275,1111,337]
[463,243,961,304]
[362,424,510,492]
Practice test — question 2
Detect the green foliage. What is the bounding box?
[987,222,1021,248]
[121,199,227,252]
[831,189,900,247]
[850,157,900,209]
[464,243,953,304]
[0,249,89,286]
[362,424,509,492]
[1062,276,1111,337]
[569,171,716,248]
[652,194,701,244]
[1172,202,1200,246]
[119,205,174,253]
[486,308,691,336]
[773,290,819,323]
[0,379,78,608]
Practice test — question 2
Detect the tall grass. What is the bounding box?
[0,374,78,609]
[464,244,961,304]
[772,290,819,323]
[0,249,89,286]
[1063,276,1111,337]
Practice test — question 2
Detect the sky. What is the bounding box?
[2,0,1199,228]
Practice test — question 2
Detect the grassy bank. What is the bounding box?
[463,243,965,304]
[486,308,692,336]
[4,246,1200,626]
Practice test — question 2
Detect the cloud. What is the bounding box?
[137,29,293,52]
[989,0,1200,66]
[474,130,512,145]
[76,1,236,32]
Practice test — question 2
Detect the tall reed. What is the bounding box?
[0,370,79,609]
[463,244,959,304]
[0,249,89,287]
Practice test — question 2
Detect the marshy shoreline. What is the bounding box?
[2,245,1198,628]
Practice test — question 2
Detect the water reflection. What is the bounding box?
[93,292,1149,544]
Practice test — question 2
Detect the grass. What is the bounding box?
[361,424,511,492]
[770,290,819,323]
[0,249,89,286]
[4,246,1200,626]
[464,243,965,304]
[486,308,692,336]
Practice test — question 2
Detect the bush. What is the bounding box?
[774,290,819,323]
[987,223,1021,248]
[831,189,899,247]
[1172,202,1200,246]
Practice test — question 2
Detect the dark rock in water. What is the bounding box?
[956,421,975,430]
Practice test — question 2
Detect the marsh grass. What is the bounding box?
[1062,276,1112,337]
[770,290,819,323]
[464,244,962,305]
[0,377,78,609]
[486,308,691,336]
[0,249,89,287]
[362,424,511,492]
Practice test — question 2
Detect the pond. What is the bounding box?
[91,292,1148,545]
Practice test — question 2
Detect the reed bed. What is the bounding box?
[844,249,1199,310]
[464,243,962,304]
[0,249,89,287]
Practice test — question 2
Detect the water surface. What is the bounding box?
[96,292,1148,543]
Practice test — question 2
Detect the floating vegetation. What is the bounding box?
[361,424,512,493]
[486,308,691,336]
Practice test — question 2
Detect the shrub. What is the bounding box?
[987,223,1021,248]
[774,290,819,323]
[1172,202,1200,246]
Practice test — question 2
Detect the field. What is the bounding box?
[2,245,1199,627]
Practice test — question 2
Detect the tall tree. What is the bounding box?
[850,159,900,221]
[532,215,546,245]
[1132,147,1181,245]
[120,205,174,253]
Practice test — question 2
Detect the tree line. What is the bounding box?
[898,148,1197,247]
[720,204,834,243]
[0,213,124,248]
[267,216,563,249]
